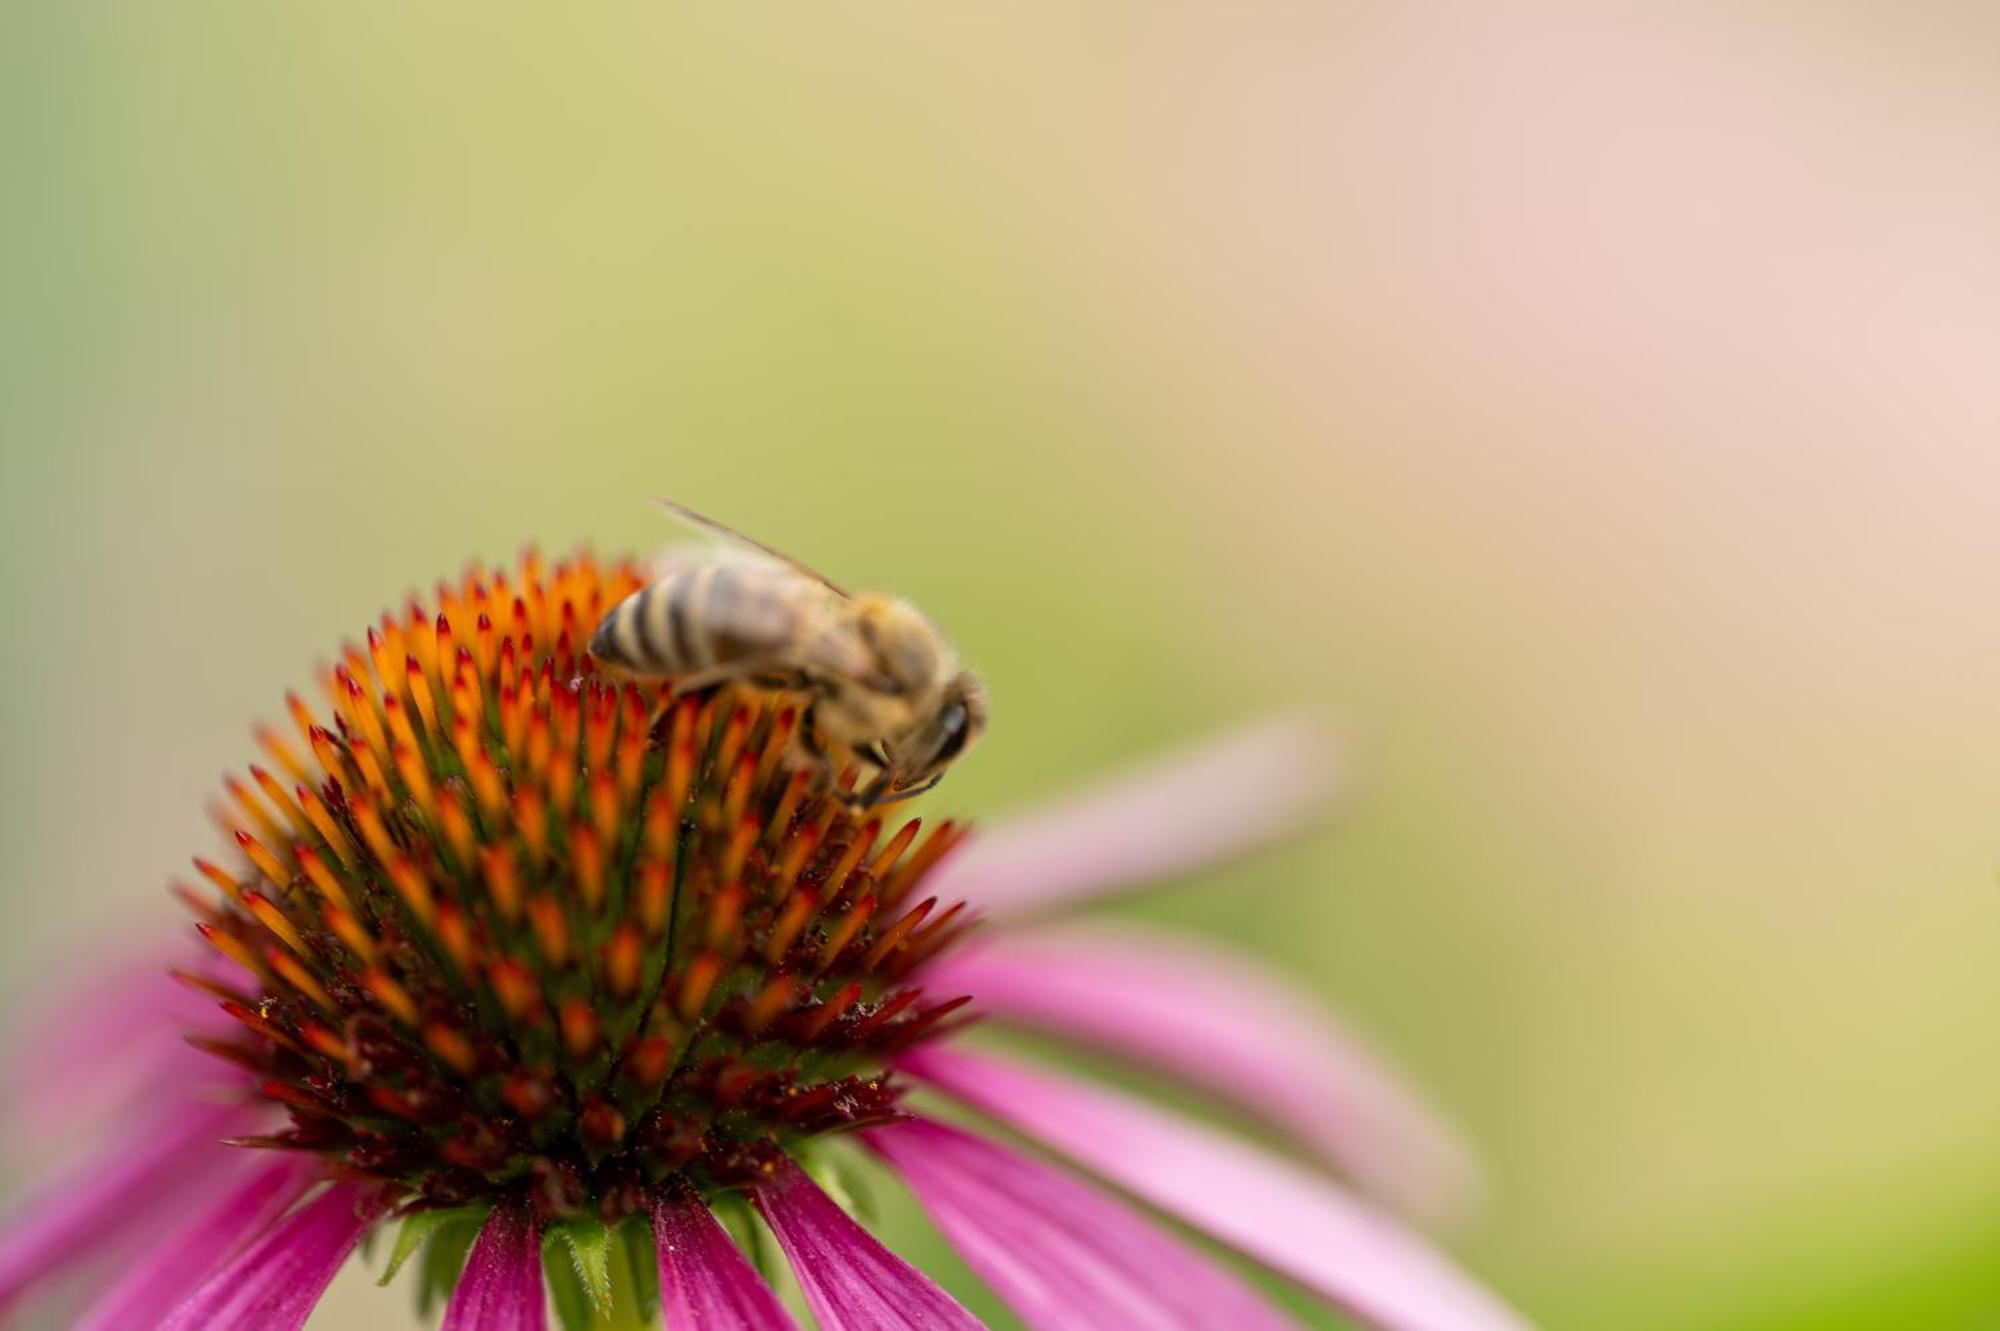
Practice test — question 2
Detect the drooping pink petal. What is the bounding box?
[73,1154,321,1331]
[867,1118,1299,1331]
[0,1099,249,1317]
[442,1199,546,1331]
[926,717,1339,916]
[752,1154,985,1330]
[652,1188,800,1331]
[159,1182,382,1331]
[902,1048,1529,1331]
[924,926,1479,1226]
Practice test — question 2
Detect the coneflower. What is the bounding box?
[0,550,1529,1331]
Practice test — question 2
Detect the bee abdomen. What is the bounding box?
[590,562,799,678]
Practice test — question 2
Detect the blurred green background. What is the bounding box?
[7,6,2000,1329]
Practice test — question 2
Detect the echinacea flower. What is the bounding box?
[0,550,1528,1331]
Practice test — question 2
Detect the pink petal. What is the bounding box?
[926,717,1339,916]
[443,1199,547,1331]
[73,1154,321,1331]
[867,1118,1299,1331]
[902,1048,1529,1331]
[2,941,238,1170]
[752,1154,985,1330]
[652,1189,800,1331]
[0,1100,249,1317]
[924,926,1479,1226]
[160,1182,382,1331]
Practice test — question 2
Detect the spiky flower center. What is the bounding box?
[182,552,975,1220]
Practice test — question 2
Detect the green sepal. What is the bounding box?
[544,1249,596,1331]
[808,1146,880,1225]
[546,1218,615,1323]
[616,1213,660,1325]
[544,1219,657,1331]
[377,1205,490,1288]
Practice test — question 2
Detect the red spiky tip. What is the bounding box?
[182,550,978,1221]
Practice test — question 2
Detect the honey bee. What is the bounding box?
[591,499,986,804]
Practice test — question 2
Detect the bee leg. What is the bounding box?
[641,678,730,745]
[794,701,826,765]
[854,769,895,806]
[791,701,845,796]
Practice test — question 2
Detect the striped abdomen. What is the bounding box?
[590,559,817,681]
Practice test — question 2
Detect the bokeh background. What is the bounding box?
[6,6,2000,1329]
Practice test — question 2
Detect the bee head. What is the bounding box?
[885,671,987,794]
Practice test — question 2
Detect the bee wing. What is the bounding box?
[797,616,897,693]
[649,497,853,599]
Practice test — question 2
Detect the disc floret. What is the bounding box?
[182,551,976,1221]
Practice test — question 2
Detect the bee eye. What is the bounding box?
[930,700,971,766]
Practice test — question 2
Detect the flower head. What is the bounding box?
[190,551,972,1218]
[0,549,1531,1331]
